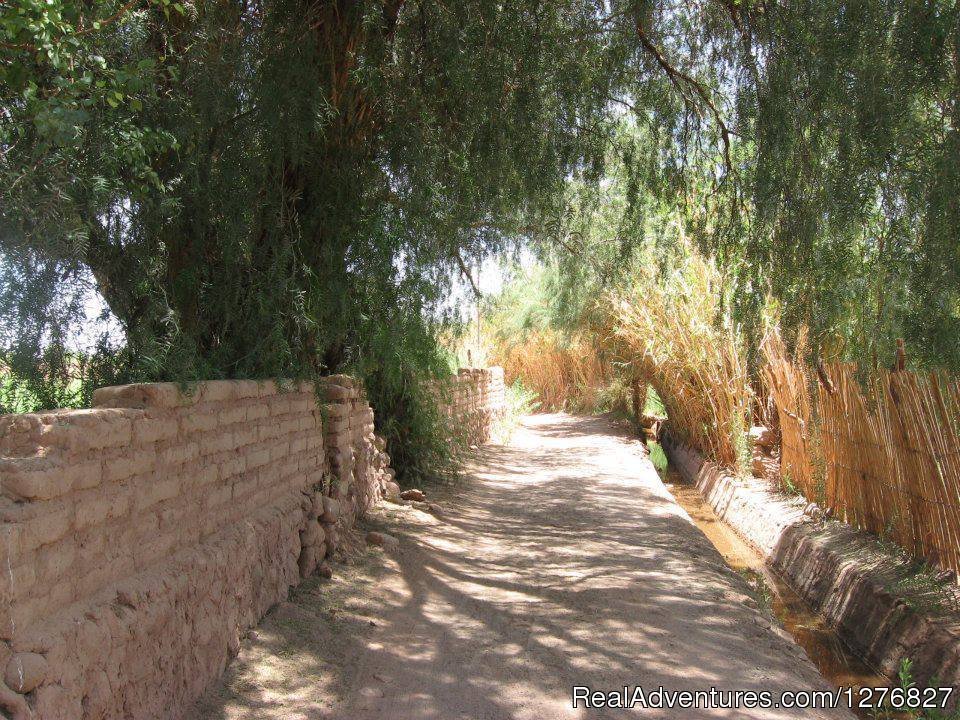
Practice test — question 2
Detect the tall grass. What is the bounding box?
[495,329,609,411]
[490,379,541,441]
[471,264,612,413]
[605,252,751,468]
[1,356,90,414]
[478,253,751,448]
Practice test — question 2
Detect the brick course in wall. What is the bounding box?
[434,367,506,445]
[0,367,503,719]
[0,378,391,720]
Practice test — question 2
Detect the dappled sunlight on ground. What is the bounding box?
[191,413,852,720]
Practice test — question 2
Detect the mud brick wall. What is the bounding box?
[316,375,393,554]
[436,367,506,445]
[0,378,392,720]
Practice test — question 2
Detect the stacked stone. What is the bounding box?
[0,368,503,719]
[296,489,328,579]
[421,367,507,447]
[374,435,399,500]
[457,369,485,442]
[487,366,506,411]
[451,368,506,445]
[318,375,360,502]
[486,366,507,436]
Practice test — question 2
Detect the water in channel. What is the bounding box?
[649,443,894,720]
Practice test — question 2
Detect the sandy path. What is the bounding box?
[192,413,853,720]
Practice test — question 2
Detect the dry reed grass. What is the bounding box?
[765,330,960,573]
[605,254,751,467]
[494,329,609,412]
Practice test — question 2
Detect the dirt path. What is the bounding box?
[192,414,853,719]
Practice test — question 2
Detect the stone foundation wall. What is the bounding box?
[0,378,392,720]
[436,367,506,445]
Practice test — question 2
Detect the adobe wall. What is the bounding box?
[436,367,506,445]
[0,367,506,719]
[0,377,392,720]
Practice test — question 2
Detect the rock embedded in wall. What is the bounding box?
[749,424,781,483]
[4,652,47,694]
[365,531,399,551]
[383,480,401,502]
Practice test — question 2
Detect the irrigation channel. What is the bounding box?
[648,442,893,720]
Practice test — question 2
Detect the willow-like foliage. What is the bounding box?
[1,0,617,480]
[743,0,960,367]
[2,0,958,479]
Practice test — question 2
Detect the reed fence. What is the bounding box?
[763,330,960,573]
[761,330,816,497]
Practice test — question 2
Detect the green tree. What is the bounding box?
[3,0,959,481]
[1,0,617,480]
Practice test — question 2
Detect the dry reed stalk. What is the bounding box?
[810,362,960,573]
[605,254,750,467]
[761,328,818,497]
[761,329,960,572]
[495,330,609,412]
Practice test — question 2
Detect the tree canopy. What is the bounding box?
[2,0,958,476]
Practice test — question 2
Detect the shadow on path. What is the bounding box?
[191,414,852,720]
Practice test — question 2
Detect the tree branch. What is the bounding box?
[453,250,480,297]
[634,19,733,172]
[382,0,406,39]
[1,0,142,51]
